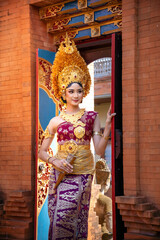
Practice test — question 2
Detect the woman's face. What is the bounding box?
[65,83,83,107]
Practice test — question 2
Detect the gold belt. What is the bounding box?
[58,140,90,155]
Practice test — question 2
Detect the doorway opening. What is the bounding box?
[35,33,123,240]
[77,34,124,240]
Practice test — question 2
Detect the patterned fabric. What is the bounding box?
[48,167,93,240]
[55,148,94,175]
[57,111,98,145]
[48,110,97,239]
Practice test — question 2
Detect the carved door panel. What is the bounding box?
[35,49,57,240]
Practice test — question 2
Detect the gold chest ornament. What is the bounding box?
[60,109,86,139]
[74,125,85,139]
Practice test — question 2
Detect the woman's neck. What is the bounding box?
[65,105,80,114]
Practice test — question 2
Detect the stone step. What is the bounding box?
[124,232,160,240]
[7,196,32,203]
[123,216,160,226]
[137,203,154,211]
[127,227,157,237]
[0,225,32,240]
[5,200,27,208]
[125,222,160,232]
[117,202,153,211]
[8,191,32,198]
[0,219,31,227]
[4,210,31,219]
[0,225,26,234]
[3,215,32,221]
[139,210,160,218]
[120,209,159,218]
[4,205,29,213]
[116,196,146,205]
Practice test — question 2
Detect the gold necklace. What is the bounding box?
[60,108,86,139]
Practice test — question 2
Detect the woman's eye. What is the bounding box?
[69,90,73,93]
[78,90,82,93]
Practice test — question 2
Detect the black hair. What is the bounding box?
[67,82,83,88]
[61,96,67,104]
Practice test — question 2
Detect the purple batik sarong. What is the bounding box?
[48,111,98,240]
[48,168,93,240]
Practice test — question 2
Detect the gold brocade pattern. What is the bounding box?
[58,142,90,154]
[55,148,94,175]
[62,140,78,155]
[58,65,86,90]
[60,108,85,127]
[60,108,86,139]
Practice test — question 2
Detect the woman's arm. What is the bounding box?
[93,106,116,156]
[38,118,73,174]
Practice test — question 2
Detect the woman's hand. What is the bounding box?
[106,105,116,125]
[103,105,116,139]
[50,158,73,174]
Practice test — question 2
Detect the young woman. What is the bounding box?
[38,36,116,240]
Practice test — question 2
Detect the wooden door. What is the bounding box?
[35,49,57,240]
[111,33,124,240]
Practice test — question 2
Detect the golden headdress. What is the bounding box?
[51,35,91,108]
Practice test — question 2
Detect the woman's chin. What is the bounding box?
[71,101,80,106]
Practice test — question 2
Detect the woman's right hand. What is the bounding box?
[49,158,73,174]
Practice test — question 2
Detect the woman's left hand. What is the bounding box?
[106,105,116,125]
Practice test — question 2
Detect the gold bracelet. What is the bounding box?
[103,135,110,141]
[93,131,103,136]
[46,156,52,164]
[47,156,57,165]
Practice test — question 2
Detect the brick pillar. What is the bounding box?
[0,0,33,197]
[122,0,140,195]
[0,0,54,199]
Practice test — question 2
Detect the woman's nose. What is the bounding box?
[74,92,78,97]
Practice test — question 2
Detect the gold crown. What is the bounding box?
[58,65,86,91]
[51,34,91,106]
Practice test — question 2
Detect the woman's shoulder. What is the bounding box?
[48,116,64,132]
[49,115,61,124]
